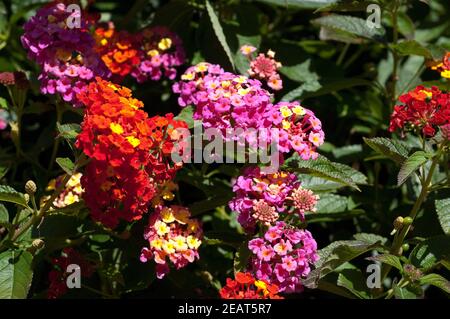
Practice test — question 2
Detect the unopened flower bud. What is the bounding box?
[402,243,410,252]
[32,239,45,249]
[24,193,30,204]
[403,217,413,226]
[25,180,37,195]
[393,216,404,230]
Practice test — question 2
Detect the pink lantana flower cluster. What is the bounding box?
[274,101,324,160]
[173,62,275,145]
[248,221,319,293]
[229,166,319,232]
[173,63,324,159]
[21,2,109,105]
[240,45,283,91]
[140,205,203,279]
[132,26,186,83]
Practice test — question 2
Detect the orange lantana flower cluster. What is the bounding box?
[219,272,283,299]
[76,77,187,228]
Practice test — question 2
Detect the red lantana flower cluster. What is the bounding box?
[219,272,283,299]
[76,77,187,228]
[389,86,450,137]
[93,23,185,83]
[48,248,95,299]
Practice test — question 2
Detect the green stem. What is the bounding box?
[381,146,442,282]
[47,102,64,172]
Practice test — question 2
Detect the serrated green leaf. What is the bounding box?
[419,273,450,294]
[174,106,195,129]
[0,186,28,208]
[284,154,367,190]
[366,254,402,271]
[337,267,371,299]
[205,0,235,69]
[55,157,74,175]
[253,0,339,9]
[435,199,450,235]
[303,239,383,288]
[397,151,430,186]
[390,40,445,60]
[312,14,385,43]
[0,250,33,299]
[410,235,450,270]
[394,285,419,299]
[0,204,8,223]
[353,233,388,246]
[363,137,410,164]
[56,123,80,141]
[315,194,348,213]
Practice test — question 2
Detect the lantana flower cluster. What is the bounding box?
[48,248,95,299]
[229,166,319,232]
[132,26,185,82]
[248,221,319,293]
[389,85,450,138]
[21,2,109,105]
[93,24,185,83]
[94,23,141,81]
[219,272,283,299]
[76,77,187,228]
[240,45,283,91]
[40,172,84,209]
[173,63,324,159]
[430,52,450,79]
[140,205,202,279]
[274,101,324,160]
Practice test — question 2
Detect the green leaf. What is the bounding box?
[0,204,8,223]
[174,106,195,129]
[419,273,450,294]
[0,97,8,109]
[205,0,235,69]
[56,123,80,141]
[390,40,445,60]
[366,254,402,271]
[353,233,388,246]
[312,14,385,43]
[363,137,410,164]
[315,194,348,214]
[0,250,33,299]
[55,157,75,175]
[394,285,420,299]
[281,80,322,101]
[284,154,367,190]
[396,12,415,40]
[303,239,383,288]
[0,186,28,208]
[337,266,371,299]
[234,243,252,274]
[410,235,450,270]
[435,199,450,235]
[300,78,372,99]
[397,151,430,186]
[253,0,339,9]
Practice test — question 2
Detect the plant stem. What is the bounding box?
[47,101,64,172]
[7,154,88,245]
[380,146,442,282]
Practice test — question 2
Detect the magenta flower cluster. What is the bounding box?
[248,221,319,293]
[173,63,324,159]
[132,26,185,83]
[172,62,275,144]
[21,3,109,106]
